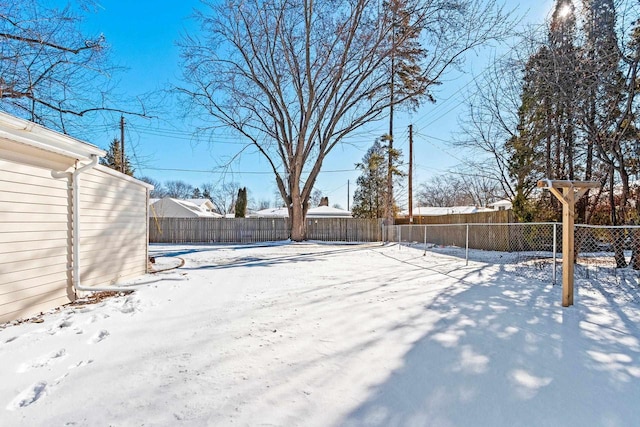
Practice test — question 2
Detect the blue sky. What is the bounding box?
[80,0,555,209]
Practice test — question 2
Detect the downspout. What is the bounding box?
[54,155,138,293]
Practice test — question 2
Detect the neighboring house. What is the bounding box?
[398,206,495,217]
[250,207,289,218]
[0,111,153,324]
[307,206,353,218]
[150,197,222,218]
[186,198,216,213]
[251,206,353,218]
[488,199,513,211]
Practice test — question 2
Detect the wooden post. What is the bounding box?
[537,180,599,307]
[562,187,575,306]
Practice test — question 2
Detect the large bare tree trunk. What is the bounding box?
[289,188,307,242]
[289,177,309,242]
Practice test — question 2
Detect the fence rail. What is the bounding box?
[149,217,383,244]
[387,223,640,275]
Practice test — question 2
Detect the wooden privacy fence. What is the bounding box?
[306,218,383,242]
[149,217,383,244]
[394,209,513,225]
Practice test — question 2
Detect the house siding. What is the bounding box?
[77,166,148,289]
[0,140,150,324]
[0,142,74,323]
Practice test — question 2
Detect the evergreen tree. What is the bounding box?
[100,138,134,176]
[352,138,403,218]
[580,0,625,225]
[235,187,247,218]
[382,0,431,223]
[507,0,582,221]
[192,187,202,198]
[384,0,432,109]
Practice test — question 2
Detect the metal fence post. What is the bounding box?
[423,225,427,256]
[465,224,469,266]
[553,222,557,285]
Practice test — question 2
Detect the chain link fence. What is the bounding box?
[384,223,640,303]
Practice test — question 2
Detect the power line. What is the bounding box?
[140,167,359,175]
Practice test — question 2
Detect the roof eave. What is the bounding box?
[0,111,105,160]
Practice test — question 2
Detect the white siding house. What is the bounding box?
[0,112,152,324]
[251,206,353,218]
[398,206,494,217]
[186,198,216,213]
[150,197,222,218]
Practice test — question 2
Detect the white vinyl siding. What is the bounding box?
[77,166,148,288]
[0,139,150,324]
[0,146,74,323]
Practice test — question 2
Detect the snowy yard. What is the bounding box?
[1,242,640,426]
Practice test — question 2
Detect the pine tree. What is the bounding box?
[508,0,581,221]
[235,187,247,218]
[352,138,403,218]
[383,0,430,223]
[580,0,624,225]
[384,0,431,109]
[100,138,134,176]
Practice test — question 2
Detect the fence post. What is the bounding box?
[398,225,401,250]
[553,222,557,285]
[465,224,469,266]
[423,225,427,256]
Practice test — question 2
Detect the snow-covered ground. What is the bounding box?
[1,242,639,426]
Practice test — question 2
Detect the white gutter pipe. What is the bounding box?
[53,155,140,293]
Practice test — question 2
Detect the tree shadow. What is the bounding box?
[340,260,640,427]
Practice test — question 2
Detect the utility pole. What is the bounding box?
[408,124,413,223]
[385,5,397,226]
[120,115,125,173]
[347,180,350,211]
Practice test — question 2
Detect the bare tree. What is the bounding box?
[209,181,242,215]
[309,189,323,208]
[0,0,148,133]
[457,170,503,206]
[417,175,472,207]
[179,0,514,241]
[138,176,166,198]
[165,180,194,199]
[246,197,271,211]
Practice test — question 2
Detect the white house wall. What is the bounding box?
[77,165,148,289]
[0,141,149,324]
[0,140,75,323]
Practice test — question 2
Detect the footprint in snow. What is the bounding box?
[6,371,71,411]
[88,330,109,344]
[17,349,67,373]
[6,381,48,410]
[118,296,142,314]
[85,313,110,324]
